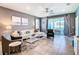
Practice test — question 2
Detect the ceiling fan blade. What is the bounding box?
[40,8,54,15]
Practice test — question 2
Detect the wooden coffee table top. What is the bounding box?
[9,41,22,47]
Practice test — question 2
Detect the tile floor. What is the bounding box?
[0,35,75,55]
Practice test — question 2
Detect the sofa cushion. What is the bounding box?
[11,31,19,37]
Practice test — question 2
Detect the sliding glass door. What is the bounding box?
[48,17,64,35]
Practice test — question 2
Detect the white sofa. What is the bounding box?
[20,30,34,39]
[11,29,46,40]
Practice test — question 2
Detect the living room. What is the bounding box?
[0,3,79,55]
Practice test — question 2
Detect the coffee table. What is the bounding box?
[26,38,39,44]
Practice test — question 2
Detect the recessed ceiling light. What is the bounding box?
[26,6,31,11]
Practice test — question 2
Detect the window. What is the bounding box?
[12,16,21,25]
[48,17,64,30]
[12,16,28,25]
[22,18,28,25]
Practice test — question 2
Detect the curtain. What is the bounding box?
[64,13,75,36]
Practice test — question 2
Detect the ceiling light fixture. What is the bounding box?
[26,6,31,11]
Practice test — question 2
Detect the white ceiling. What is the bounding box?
[0,3,79,17]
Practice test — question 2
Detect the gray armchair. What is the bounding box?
[1,32,22,55]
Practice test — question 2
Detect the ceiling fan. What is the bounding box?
[40,8,54,15]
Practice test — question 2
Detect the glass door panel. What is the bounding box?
[48,17,64,35]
